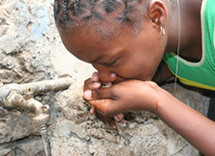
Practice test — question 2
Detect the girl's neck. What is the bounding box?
[165,0,203,61]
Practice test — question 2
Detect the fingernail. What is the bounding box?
[92,72,98,81]
[90,109,94,114]
[84,90,92,99]
[94,82,101,88]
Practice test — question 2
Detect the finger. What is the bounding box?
[84,89,102,101]
[84,88,103,101]
[84,79,101,91]
[90,105,95,114]
[91,72,99,81]
[86,82,101,90]
[90,99,110,114]
[114,113,124,122]
[84,87,113,101]
[84,90,93,101]
[84,78,91,90]
[93,87,113,100]
[89,99,119,116]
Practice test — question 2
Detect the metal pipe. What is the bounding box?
[0,77,73,107]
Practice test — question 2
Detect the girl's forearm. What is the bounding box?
[156,88,215,156]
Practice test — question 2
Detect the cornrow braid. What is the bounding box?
[54,0,148,32]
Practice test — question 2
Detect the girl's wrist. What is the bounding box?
[150,86,161,114]
[139,81,163,113]
[153,86,174,116]
[146,83,170,115]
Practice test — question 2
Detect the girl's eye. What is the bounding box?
[103,60,117,67]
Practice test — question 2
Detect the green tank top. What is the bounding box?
[163,0,215,91]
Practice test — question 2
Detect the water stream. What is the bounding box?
[41,134,50,156]
[115,122,129,148]
[40,124,51,156]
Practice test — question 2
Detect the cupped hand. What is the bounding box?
[84,80,160,116]
[83,72,125,128]
[84,72,101,114]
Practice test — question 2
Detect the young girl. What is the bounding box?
[54,0,215,155]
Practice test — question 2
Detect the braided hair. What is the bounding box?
[54,0,151,35]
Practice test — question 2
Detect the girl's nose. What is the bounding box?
[92,64,118,83]
[98,72,117,84]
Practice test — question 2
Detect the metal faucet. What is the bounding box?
[0,77,72,122]
[4,89,50,126]
[0,77,73,156]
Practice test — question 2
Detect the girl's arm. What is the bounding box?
[84,80,215,156]
[157,88,215,156]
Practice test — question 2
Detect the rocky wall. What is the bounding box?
[0,0,210,156]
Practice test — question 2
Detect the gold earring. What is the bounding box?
[160,26,166,36]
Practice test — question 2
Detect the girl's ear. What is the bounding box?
[147,0,168,28]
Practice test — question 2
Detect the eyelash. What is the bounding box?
[104,60,117,67]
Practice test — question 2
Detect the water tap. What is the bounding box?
[0,77,72,156]
[0,77,73,130]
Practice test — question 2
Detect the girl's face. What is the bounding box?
[59,21,167,84]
